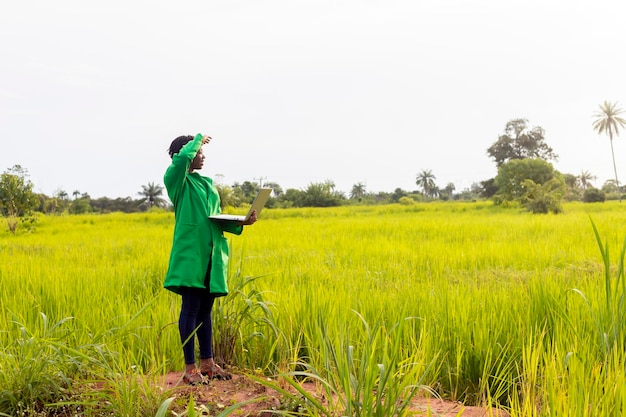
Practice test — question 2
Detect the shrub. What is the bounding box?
[583,188,606,203]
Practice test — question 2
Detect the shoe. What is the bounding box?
[200,364,232,380]
[182,369,208,386]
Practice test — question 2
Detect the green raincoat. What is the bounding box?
[163,133,242,296]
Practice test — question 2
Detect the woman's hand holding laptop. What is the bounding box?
[237,210,257,226]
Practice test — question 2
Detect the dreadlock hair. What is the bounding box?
[168,135,194,158]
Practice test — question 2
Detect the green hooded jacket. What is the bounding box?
[163,133,242,296]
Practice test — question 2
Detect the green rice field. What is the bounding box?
[1,201,626,416]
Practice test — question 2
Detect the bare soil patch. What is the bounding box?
[159,371,509,416]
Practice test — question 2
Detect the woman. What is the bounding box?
[164,133,257,385]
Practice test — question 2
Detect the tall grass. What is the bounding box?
[0,314,81,415]
[1,202,626,415]
[251,310,435,417]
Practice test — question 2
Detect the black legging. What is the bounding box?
[179,287,217,365]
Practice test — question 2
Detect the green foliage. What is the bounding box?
[0,314,85,416]
[155,397,176,417]
[0,305,173,416]
[479,178,498,198]
[224,180,260,207]
[562,172,582,201]
[78,372,172,417]
[250,312,434,417]
[583,187,606,203]
[390,187,408,203]
[0,165,39,234]
[494,158,561,209]
[69,196,92,214]
[487,119,558,167]
[238,180,259,201]
[216,183,237,208]
[398,196,415,205]
[573,219,626,357]
[212,261,278,370]
[88,196,143,213]
[297,181,345,207]
[519,177,566,214]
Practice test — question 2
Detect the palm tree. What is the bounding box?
[350,182,366,200]
[138,182,167,208]
[56,190,68,200]
[416,169,437,198]
[578,170,596,190]
[444,182,456,199]
[593,101,626,202]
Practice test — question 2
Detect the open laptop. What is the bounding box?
[209,188,272,222]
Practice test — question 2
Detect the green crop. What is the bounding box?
[1,202,625,416]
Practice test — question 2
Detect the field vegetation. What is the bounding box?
[1,201,625,416]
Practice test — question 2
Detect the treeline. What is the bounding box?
[217,180,455,210]
[32,180,448,215]
[27,171,622,217]
[35,193,151,215]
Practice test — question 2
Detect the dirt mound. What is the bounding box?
[160,371,509,416]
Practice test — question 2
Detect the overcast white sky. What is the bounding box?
[1,0,625,199]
